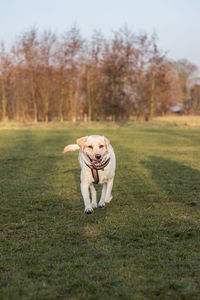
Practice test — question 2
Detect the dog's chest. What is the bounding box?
[97,169,109,184]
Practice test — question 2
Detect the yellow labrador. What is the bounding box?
[63,135,116,214]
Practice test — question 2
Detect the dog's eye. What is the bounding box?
[88,145,93,149]
[99,145,104,148]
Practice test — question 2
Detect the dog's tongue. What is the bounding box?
[92,160,99,166]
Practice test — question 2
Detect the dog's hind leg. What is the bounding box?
[90,183,97,208]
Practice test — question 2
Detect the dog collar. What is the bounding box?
[85,157,110,184]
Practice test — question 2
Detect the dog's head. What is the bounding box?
[77,135,110,164]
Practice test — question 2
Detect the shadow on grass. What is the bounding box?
[2,130,200,299]
[142,156,200,207]
[0,130,88,297]
[1,130,137,299]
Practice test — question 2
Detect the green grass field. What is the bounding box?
[0,120,200,299]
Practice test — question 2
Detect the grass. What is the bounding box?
[0,120,200,299]
[1,115,200,130]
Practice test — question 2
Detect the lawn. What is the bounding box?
[0,121,200,299]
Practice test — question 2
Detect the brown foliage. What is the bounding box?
[0,26,198,122]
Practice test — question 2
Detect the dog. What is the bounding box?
[63,135,116,214]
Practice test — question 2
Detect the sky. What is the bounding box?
[1,0,200,68]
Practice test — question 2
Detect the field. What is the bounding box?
[0,118,200,299]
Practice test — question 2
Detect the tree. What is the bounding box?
[0,43,12,121]
[38,30,57,121]
[190,84,200,114]
[0,26,194,122]
[61,26,84,122]
[83,30,104,120]
[13,28,40,122]
[174,59,198,103]
[101,28,132,120]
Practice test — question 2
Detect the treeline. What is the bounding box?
[0,26,199,122]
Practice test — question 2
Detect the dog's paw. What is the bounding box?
[105,195,112,203]
[85,207,94,214]
[98,202,105,208]
[92,202,97,208]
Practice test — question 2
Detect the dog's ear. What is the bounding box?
[103,136,110,151]
[76,136,88,151]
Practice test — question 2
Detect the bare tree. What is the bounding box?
[174,59,198,102]
[13,28,40,122]
[1,26,197,122]
[38,30,57,121]
[83,30,104,120]
[0,43,12,121]
[61,25,84,122]
[190,84,200,114]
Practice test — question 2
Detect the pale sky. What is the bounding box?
[1,0,200,67]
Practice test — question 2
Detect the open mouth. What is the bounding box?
[88,155,102,166]
[92,159,101,166]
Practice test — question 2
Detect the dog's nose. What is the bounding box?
[95,154,101,160]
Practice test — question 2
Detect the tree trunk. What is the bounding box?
[59,102,64,122]
[45,113,49,122]
[33,102,38,123]
[44,95,49,122]
[2,81,8,122]
[87,73,92,121]
[150,70,155,120]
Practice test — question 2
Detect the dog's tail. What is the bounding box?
[63,144,80,153]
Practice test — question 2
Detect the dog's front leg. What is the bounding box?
[90,183,97,208]
[81,181,93,214]
[98,183,107,208]
[104,178,114,203]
